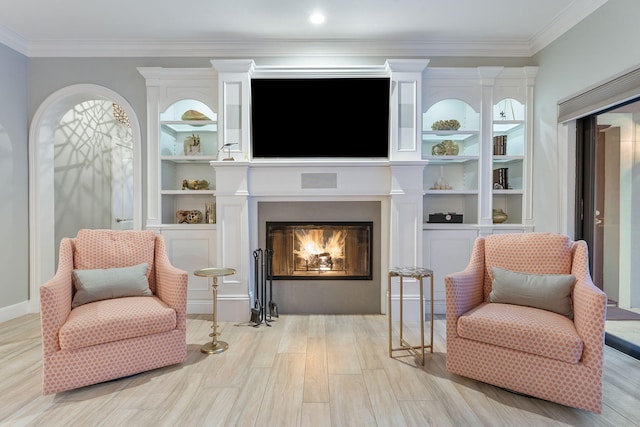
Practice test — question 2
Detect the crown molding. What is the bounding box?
[529,0,609,55]
[0,25,28,55]
[23,38,534,58]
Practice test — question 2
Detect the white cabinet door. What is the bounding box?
[423,229,478,314]
[160,227,216,313]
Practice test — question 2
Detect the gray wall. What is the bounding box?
[0,43,28,310]
[532,0,640,233]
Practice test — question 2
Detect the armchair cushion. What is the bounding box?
[71,263,152,308]
[457,302,584,364]
[59,296,177,351]
[74,228,156,278]
[488,266,575,318]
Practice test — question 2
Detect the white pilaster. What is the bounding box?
[385,59,429,162]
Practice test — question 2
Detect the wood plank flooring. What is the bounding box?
[1,313,639,426]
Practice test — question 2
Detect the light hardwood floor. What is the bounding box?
[1,313,639,427]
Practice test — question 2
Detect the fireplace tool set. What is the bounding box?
[251,248,278,326]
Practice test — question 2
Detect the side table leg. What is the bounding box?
[388,272,392,357]
[201,276,229,354]
[419,276,425,365]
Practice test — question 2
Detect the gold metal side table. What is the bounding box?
[388,267,434,365]
[194,267,236,354]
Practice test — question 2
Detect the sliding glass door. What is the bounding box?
[576,100,640,358]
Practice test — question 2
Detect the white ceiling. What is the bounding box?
[0,0,608,58]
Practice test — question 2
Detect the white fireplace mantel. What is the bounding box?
[212,159,427,320]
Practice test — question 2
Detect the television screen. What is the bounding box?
[250,78,390,158]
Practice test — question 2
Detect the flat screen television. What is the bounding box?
[250,77,390,158]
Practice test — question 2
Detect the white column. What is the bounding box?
[523,66,538,228]
[477,67,503,232]
[211,161,251,321]
[211,59,255,161]
[388,162,427,320]
[385,59,429,162]
[137,67,162,227]
[208,60,256,320]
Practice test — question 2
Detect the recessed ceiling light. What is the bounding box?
[309,12,325,25]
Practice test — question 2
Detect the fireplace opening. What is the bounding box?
[266,221,373,280]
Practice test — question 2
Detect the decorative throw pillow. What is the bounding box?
[71,262,152,308]
[488,266,575,318]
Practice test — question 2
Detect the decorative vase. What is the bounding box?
[206,201,216,224]
[492,209,508,224]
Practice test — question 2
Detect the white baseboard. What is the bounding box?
[389,296,445,322]
[0,301,30,323]
[187,295,251,322]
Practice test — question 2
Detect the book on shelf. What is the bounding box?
[493,135,507,155]
[493,167,509,190]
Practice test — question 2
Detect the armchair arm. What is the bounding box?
[154,235,188,331]
[445,237,486,337]
[571,240,607,369]
[39,238,75,357]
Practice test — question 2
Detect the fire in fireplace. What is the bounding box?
[266,221,373,280]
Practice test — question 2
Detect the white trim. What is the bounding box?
[558,121,576,237]
[25,39,534,58]
[28,84,143,312]
[188,295,250,322]
[558,62,640,122]
[0,25,28,55]
[0,301,30,323]
[529,0,609,55]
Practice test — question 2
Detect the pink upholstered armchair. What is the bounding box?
[39,229,188,394]
[445,233,607,413]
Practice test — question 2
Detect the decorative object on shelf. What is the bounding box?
[431,119,461,131]
[492,208,508,224]
[428,213,463,223]
[492,167,509,189]
[176,209,203,224]
[181,110,211,121]
[430,177,452,190]
[216,142,238,161]
[205,201,216,224]
[182,179,209,190]
[183,133,201,155]
[499,99,516,120]
[493,135,507,155]
[431,139,459,156]
[430,166,452,190]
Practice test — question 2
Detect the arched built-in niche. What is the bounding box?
[28,84,142,311]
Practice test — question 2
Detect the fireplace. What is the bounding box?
[257,201,381,314]
[267,221,373,280]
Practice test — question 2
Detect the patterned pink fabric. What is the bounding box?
[457,302,583,364]
[445,233,607,414]
[59,296,176,351]
[40,229,188,395]
[74,229,157,291]
[483,233,573,300]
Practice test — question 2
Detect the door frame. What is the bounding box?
[28,84,142,311]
